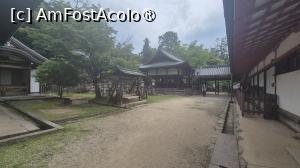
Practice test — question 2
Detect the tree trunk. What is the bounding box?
[58,86,63,99]
[93,80,100,98]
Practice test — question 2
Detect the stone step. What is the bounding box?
[122,96,140,104]
[209,134,239,168]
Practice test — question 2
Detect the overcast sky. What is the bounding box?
[93,0,226,53]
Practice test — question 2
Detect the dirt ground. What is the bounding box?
[48,96,227,168]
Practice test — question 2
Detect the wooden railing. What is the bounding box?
[0,86,27,96]
[236,89,278,119]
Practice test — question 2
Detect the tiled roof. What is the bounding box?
[9,37,47,63]
[1,37,47,64]
[195,65,231,77]
[117,67,145,77]
[159,49,183,62]
[140,61,186,69]
[140,49,189,69]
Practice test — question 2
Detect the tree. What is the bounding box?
[111,42,140,69]
[158,31,180,53]
[212,37,229,64]
[15,0,78,59]
[15,0,143,99]
[36,58,80,98]
[72,18,116,98]
[175,41,223,68]
[141,38,153,63]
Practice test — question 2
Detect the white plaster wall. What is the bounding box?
[157,68,167,75]
[277,69,300,117]
[253,75,257,85]
[168,68,177,75]
[277,31,300,58]
[266,66,275,94]
[148,69,156,75]
[258,61,264,71]
[30,69,40,93]
[265,51,275,66]
[259,72,264,87]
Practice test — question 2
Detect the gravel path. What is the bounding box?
[49,96,227,168]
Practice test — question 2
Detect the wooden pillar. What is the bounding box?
[230,74,233,102]
[263,71,267,116]
[145,72,148,99]
[256,75,258,106]
[215,79,217,95]
[217,79,220,95]
[26,69,30,94]
[247,76,250,112]
[119,75,123,105]
[177,68,180,89]
[263,71,267,94]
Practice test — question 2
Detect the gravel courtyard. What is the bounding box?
[49,96,227,168]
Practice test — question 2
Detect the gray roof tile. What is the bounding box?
[195,65,231,77]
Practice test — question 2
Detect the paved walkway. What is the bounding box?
[237,105,300,168]
[0,104,39,138]
[49,96,227,168]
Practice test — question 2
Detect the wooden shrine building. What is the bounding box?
[0,37,47,96]
[0,0,45,96]
[109,67,146,107]
[224,0,300,131]
[195,65,231,95]
[139,49,193,94]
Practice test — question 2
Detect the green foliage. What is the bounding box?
[15,0,140,98]
[36,59,79,86]
[14,0,229,97]
[157,31,226,68]
[211,37,229,64]
[110,42,140,70]
[175,41,224,68]
[36,58,80,97]
[141,38,155,63]
[0,122,88,168]
[71,17,116,97]
[158,31,180,53]
[10,99,120,121]
[15,1,77,59]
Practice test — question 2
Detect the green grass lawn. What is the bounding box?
[10,99,120,121]
[0,122,88,168]
[147,95,180,104]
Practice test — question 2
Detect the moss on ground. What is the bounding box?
[0,123,87,168]
[10,99,120,121]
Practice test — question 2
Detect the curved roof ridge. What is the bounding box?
[159,49,184,63]
[0,46,42,64]
[9,37,47,62]
[116,66,145,77]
